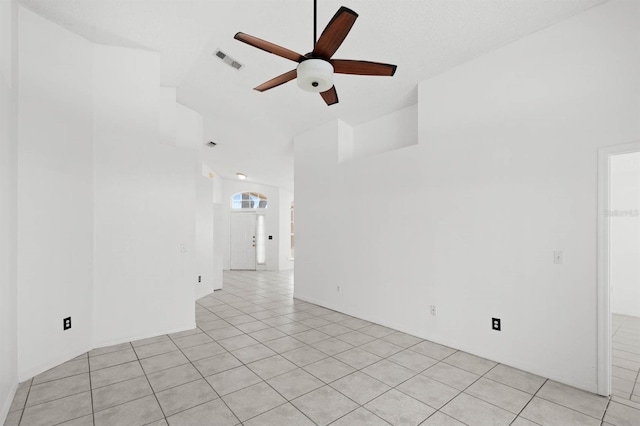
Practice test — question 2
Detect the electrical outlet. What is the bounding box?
[198,275,201,283]
[336,285,341,293]
[430,305,437,316]
[492,317,501,331]
[63,317,71,331]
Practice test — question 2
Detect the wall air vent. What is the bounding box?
[214,49,243,70]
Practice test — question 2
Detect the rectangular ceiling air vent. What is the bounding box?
[214,49,243,70]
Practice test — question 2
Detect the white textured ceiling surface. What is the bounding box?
[20,0,607,190]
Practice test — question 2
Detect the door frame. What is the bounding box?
[597,140,640,396]
[230,211,257,270]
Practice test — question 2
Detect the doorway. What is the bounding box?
[230,213,256,270]
[597,141,640,396]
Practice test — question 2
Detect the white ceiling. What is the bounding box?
[20,0,606,191]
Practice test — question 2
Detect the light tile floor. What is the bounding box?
[5,271,640,425]
[612,314,640,402]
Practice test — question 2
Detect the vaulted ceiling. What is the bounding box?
[20,0,606,191]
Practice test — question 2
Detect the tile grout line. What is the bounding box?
[204,287,499,425]
[533,389,612,422]
[506,376,546,426]
[17,379,92,421]
[132,341,169,425]
[201,295,367,426]
[629,365,640,401]
[11,272,635,425]
[16,379,33,426]
[229,281,587,426]
[164,327,245,424]
[89,346,161,422]
[88,352,96,426]
[253,320,445,424]
[601,397,613,426]
[203,296,324,426]
[229,272,533,426]
[202,280,307,424]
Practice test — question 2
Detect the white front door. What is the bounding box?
[230,213,256,270]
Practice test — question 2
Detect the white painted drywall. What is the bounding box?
[279,188,294,271]
[212,175,224,290]
[92,44,197,347]
[10,6,205,388]
[17,7,94,380]
[610,152,640,316]
[0,0,18,421]
[294,0,640,393]
[159,87,177,146]
[196,168,215,298]
[162,96,212,299]
[176,103,203,148]
[353,104,418,160]
[213,202,225,290]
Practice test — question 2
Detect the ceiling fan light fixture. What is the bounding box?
[234,4,396,105]
[296,59,333,93]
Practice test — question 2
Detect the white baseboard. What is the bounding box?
[18,322,196,382]
[18,345,91,382]
[92,322,197,350]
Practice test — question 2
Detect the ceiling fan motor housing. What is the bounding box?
[297,59,334,92]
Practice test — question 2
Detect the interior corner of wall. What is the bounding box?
[159,88,177,146]
[160,86,177,98]
[175,103,204,148]
[201,161,215,180]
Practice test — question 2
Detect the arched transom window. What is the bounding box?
[231,192,268,209]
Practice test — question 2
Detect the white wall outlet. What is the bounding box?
[553,251,563,264]
[430,305,437,316]
[336,285,341,293]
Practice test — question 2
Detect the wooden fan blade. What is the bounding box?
[235,32,305,63]
[254,69,298,92]
[312,7,358,59]
[331,59,397,76]
[320,86,339,105]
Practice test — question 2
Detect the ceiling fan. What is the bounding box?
[234,0,397,106]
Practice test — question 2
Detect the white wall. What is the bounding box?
[176,104,203,148]
[352,104,418,160]
[294,0,640,393]
[17,7,94,379]
[610,152,640,316]
[279,188,294,271]
[162,96,214,298]
[159,87,177,146]
[294,120,357,311]
[92,44,197,347]
[212,175,224,289]
[196,167,215,298]
[7,5,205,390]
[0,0,18,421]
